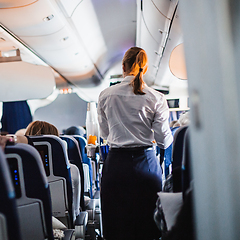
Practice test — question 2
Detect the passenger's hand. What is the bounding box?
[0,136,14,150]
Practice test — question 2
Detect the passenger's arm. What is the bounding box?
[6,134,28,144]
[152,96,173,149]
[16,135,28,144]
[0,136,13,150]
[97,104,109,140]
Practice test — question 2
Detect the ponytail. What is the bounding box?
[132,66,145,95]
[122,47,148,95]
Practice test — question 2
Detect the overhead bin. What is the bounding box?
[136,0,181,87]
[0,61,55,102]
[0,0,102,87]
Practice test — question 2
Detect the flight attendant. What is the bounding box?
[97,47,173,240]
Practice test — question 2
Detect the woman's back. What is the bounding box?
[98,76,172,149]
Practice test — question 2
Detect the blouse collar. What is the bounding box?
[122,75,135,83]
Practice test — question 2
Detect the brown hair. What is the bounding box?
[25,121,59,136]
[122,47,148,95]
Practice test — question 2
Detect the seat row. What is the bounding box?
[154,126,195,239]
[0,134,102,240]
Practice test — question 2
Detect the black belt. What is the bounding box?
[110,146,153,152]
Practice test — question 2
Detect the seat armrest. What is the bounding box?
[85,199,96,220]
[75,211,88,239]
[63,229,75,240]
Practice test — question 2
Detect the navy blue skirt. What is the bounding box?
[101,147,162,240]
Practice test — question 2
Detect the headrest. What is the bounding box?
[0,148,15,199]
[5,143,49,198]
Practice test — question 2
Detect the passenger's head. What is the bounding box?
[169,120,179,128]
[15,128,26,136]
[122,47,148,95]
[178,112,190,126]
[25,121,59,136]
[64,126,86,137]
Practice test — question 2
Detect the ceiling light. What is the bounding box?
[43,14,54,22]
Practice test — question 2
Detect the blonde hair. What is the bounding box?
[25,121,59,136]
[122,47,148,95]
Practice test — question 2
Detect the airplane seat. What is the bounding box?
[154,128,195,239]
[182,129,193,199]
[73,135,103,239]
[60,135,100,231]
[27,135,88,239]
[163,126,180,178]
[0,148,22,240]
[60,135,86,211]
[72,135,93,198]
[172,126,188,192]
[4,143,54,240]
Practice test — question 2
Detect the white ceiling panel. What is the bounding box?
[58,0,82,17]
[0,0,36,8]
[71,0,107,63]
[142,0,171,44]
[91,0,136,74]
[0,0,64,36]
[151,0,175,19]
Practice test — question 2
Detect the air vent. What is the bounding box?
[0,37,6,42]
[110,74,123,79]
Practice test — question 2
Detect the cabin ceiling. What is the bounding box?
[0,0,136,89]
[0,0,186,102]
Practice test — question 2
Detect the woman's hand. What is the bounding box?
[0,136,14,150]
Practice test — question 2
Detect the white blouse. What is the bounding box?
[97,76,173,149]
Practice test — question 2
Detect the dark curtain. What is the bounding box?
[1,101,32,134]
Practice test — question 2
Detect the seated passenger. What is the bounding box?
[169,120,179,128]
[25,120,81,220]
[0,135,14,149]
[15,128,26,136]
[63,126,86,137]
[178,112,190,126]
[163,112,190,180]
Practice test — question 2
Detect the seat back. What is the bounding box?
[172,126,188,170]
[172,126,188,192]
[72,135,93,198]
[182,129,192,198]
[60,135,85,210]
[0,148,22,240]
[5,144,54,240]
[28,135,74,228]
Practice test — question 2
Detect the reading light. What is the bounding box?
[61,36,69,42]
[43,14,54,22]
